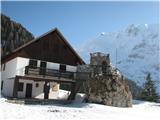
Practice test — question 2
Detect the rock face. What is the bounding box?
[77,52,132,107]
[1,14,34,57]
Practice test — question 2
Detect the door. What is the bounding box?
[39,61,47,75]
[59,64,66,72]
[25,83,32,98]
[43,81,50,99]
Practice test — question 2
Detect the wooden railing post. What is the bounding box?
[68,82,76,100]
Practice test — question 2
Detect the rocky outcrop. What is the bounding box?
[86,77,132,107]
[77,52,132,107]
[1,14,34,57]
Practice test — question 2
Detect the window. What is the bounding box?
[40,61,47,68]
[18,82,24,91]
[1,81,3,90]
[60,64,66,71]
[35,83,39,88]
[102,61,107,74]
[29,59,37,68]
[39,61,47,75]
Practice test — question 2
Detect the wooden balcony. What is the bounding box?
[24,66,75,80]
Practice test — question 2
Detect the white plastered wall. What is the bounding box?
[1,58,18,97]
[1,57,18,81]
[1,57,30,80]
[18,79,45,98]
[18,79,59,99]
[1,78,15,97]
[47,62,59,70]
[66,65,77,72]
[47,61,77,72]
[1,56,77,98]
[16,57,29,76]
[2,57,77,81]
[1,57,29,97]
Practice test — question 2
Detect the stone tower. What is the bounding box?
[90,52,110,66]
[90,52,112,77]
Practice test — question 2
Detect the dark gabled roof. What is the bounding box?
[2,28,85,65]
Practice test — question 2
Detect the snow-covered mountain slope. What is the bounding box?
[78,24,160,93]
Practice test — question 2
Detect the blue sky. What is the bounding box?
[1,1,159,49]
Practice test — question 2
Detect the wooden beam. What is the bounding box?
[13,76,19,98]
[16,75,75,83]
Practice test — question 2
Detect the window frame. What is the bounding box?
[59,64,66,72]
[29,59,38,68]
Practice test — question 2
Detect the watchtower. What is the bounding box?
[90,52,111,77]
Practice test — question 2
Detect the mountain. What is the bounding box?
[79,24,160,94]
[1,14,34,57]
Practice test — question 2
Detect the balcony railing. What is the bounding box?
[25,66,75,79]
[24,65,121,81]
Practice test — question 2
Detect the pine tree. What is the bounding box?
[140,73,158,102]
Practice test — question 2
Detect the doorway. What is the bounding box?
[60,64,66,72]
[39,61,47,75]
[25,83,32,98]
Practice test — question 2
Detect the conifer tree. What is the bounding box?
[140,73,158,102]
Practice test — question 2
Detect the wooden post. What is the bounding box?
[68,82,76,100]
[13,76,19,98]
[44,81,50,99]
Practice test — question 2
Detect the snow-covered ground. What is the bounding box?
[0,90,160,120]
